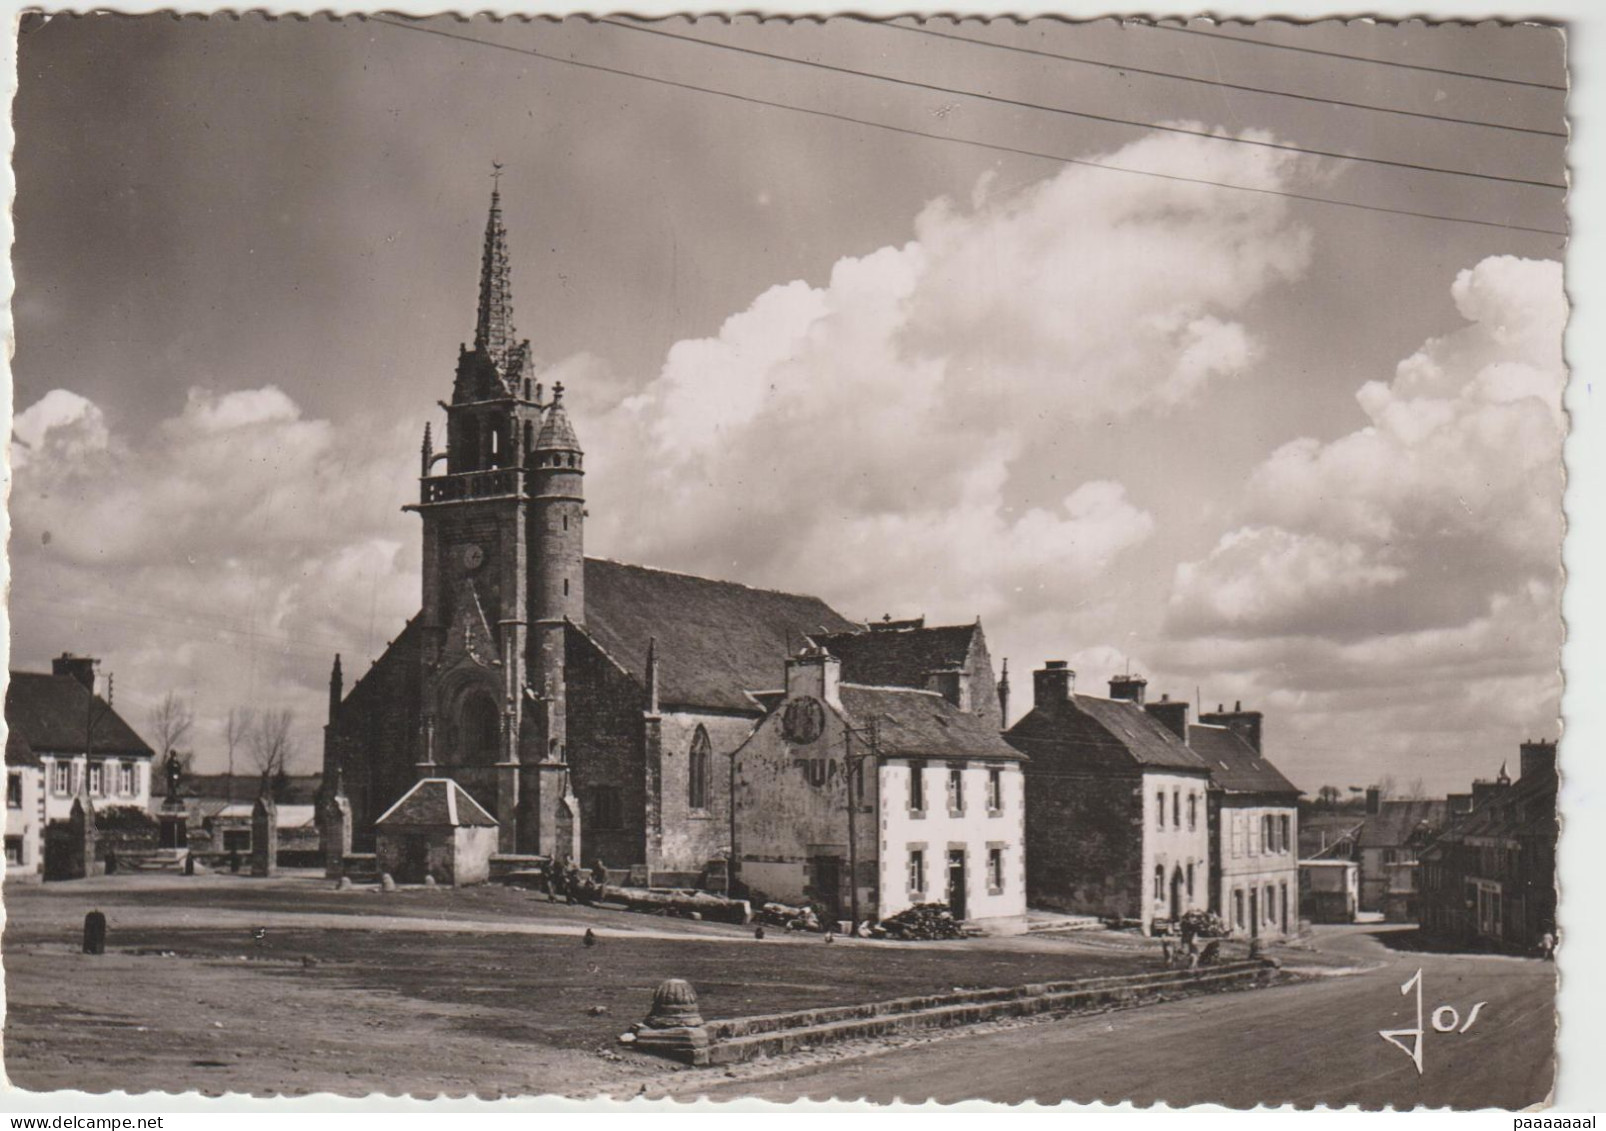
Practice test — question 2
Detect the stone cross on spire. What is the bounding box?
[474,163,515,373]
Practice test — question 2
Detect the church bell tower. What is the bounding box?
[407,171,583,858]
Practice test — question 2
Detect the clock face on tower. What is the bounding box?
[460,543,485,571]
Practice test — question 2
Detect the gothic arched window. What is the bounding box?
[688,725,711,811]
[524,421,534,457]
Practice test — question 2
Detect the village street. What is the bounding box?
[684,925,1557,1109]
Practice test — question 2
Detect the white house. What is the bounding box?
[6,655,156,829]
[733,644,1028,934]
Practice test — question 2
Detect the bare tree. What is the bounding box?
[224,707,255,803]
[148,692,195,767]
[250,708,298,791]
[1405,776,1427,800]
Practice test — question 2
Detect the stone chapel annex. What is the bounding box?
[316,184,1007,887]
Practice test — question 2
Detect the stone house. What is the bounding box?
[1188,705,1302,939]
[1419,741,1558,952]
[732,645,1027,933]
[1005,665,1211,934]
[374,777,500,886]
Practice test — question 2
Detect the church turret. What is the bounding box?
[529,381,585,628]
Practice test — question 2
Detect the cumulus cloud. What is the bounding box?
[1169,255,1565,641]
[10,385,421,770]
[584,129,1315,660]
[1160,256,1566,790]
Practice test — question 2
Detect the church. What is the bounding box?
[318,183,1008,888]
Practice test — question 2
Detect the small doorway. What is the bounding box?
[399,835,430,884]
[1169,867,1185,921]
[1249,888,1260,939]
[812,855,844,921]
[947,849,968,921]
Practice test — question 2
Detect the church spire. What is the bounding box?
[474,164,515,371]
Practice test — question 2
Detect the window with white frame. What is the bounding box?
[987,768,1003,812]
[947,766,964,813]
[1188,793,1197,831]
[909,761,925,812]
[1153,864,1165,902]
[52,761,72,795]
[988,847,1004,892]
[1172,789,1180,828]
[6,772,21,809]
[1156,791,1166,829]
[1231,814,1244,858]
[908,848,926,894]
[1234,888,1245,929]
[89,762,105,796]
[118,761,136,796]
[1280,814,1292,853]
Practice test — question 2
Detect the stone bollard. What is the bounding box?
[380,873,396,892]
[82,911,107,955]
[423,874,437,888]
[622,978,711,1065]
[336,876,353,891]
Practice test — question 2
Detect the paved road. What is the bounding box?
[694,926,1556,1109]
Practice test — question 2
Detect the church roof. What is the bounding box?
[582,558,859,713]
[5,671,154,759]
[838,685,1024,762]
[375,778,498,829]
[1188,723,1301,796]
[809,623,980,689]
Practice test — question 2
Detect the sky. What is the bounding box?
[8,15,1568,795]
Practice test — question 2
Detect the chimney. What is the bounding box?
[1199,702,1264,754]
[786,644,841,708]
[53,653,97,693]
[1365,786,1381,816]
[926,668,972,712]
[1108,674,1147,705]
[1447,792,1474,815]
[1520,739,1557,785]
[1033,661,1075,707]
[1144,694,1190,741]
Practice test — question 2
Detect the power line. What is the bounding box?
[595,19,1564,192]
[863,19,1566,140]
[368,18,1565,239]
[1149,23,1569,93]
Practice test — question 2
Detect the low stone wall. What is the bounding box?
[626,960,1280,1067]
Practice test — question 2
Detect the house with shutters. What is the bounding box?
[5,654,155,876]
[1188,704,1302,939]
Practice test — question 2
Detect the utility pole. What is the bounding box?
[843,717,879,936]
